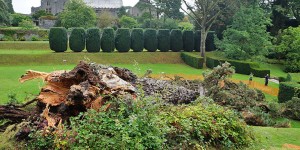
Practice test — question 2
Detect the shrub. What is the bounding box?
[278,82,300,103]
[69,27,86,52]
[181,52,203,69]
[162,100,253,149]
[119,15,138,28]
[144,29,157,52]
[49,27,68,52]
[283,97,300,120]
[131,28,144,52]
[182,30,194,52]
[170,29,183,52]
[86,28,101,53]
[194,30,201,52]
[115,28,131,52]
[101,28,115,52]
[68,98,166,149]
[157,29,170,52]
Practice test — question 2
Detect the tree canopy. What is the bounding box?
[0,0,10,26]
[60,0,97,28]
[216,5,272,60]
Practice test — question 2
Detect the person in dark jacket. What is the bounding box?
[265,74,269,86]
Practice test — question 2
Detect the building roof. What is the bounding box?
[84,0,123,9]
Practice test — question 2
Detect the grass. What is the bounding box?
[0,41,49,50]
[250,126,300,149]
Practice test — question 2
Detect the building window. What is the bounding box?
[47,1,50,6]
[46,8,52,13]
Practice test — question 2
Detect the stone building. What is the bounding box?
[31,0,123,16]
[128,0,157,18]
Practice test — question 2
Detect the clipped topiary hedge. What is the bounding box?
[181,52,204,69]
[278,82,300,103]
[206,31,216,51]
[144,29,158,52]
[86,28,101,53]
[170,29,183,52]
[157,29,170,52]
[206,55,270,77]
[194,30,201,52]
[69,28,86,52]
[49,27,68,52]
[101,28,115,52]
[183,30,194,52]
[131,28,144,52]
[115,28,131,52]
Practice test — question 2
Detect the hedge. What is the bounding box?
[0,28,49,41]
[278,82,300,103]
[49,27,68,52]
[206,56,270,77]
[206,31,216,51]
[183,30,194,52]
[86,28,101,53]
[131,28,144,52]
[115,28,131,52]
[181,52,204,69]
[194,30,201,52]
[144,29,158,52]
[170,29,183,52]
[69,28,86,52]
[101,28,115,52]
[157,29,170,52]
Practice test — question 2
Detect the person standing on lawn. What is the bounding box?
[265,74,269,86]
[249,73,253,85]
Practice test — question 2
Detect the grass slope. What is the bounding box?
[251,127,300,149]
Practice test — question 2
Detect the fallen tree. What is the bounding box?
[0,61,203,134]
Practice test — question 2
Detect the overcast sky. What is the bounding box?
[12,0,140,14]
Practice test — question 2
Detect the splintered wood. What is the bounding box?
[19,61,137,110]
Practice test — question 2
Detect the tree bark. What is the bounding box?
[200,28,208,58]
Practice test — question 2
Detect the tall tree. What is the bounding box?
[60,0,97,28]
[0,0,10,26]
[182,0,234,58]
[4,0,13,13]
[164,0,184,20]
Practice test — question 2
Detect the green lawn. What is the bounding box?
[250,126,300,149]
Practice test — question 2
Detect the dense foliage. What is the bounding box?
[144,29,158,52]
[157,29,170,52]
[194,30,201,52]
[60,0,97,28]
[182,30,194,52]
[278,82,300,103]
[215,6,272,60]
[69,28,86,52]
[86,28,101,52]
[170,29,183,52]
[119,15,138,28]
[49,27,68,52]
[115,28,131,52]
[10,13,31,27]
[131,28,144,52]
[27,96,253,149]
[101,28,115,52]
[275,26,300,72]
[97,11,116,28]
[0,0,10,26]
[283,97,300,120]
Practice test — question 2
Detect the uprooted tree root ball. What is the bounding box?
[0,61,204,139]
